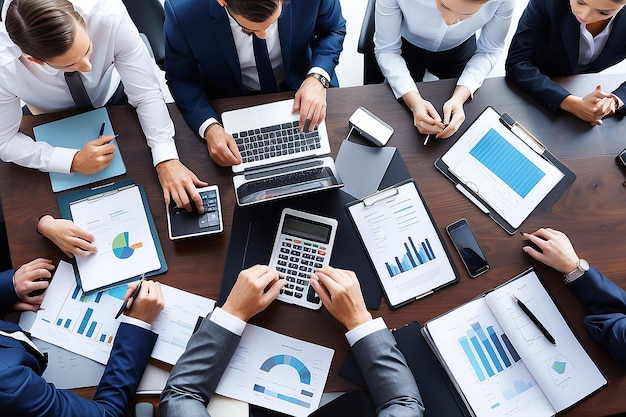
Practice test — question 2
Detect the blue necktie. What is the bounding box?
[252,35,279,94]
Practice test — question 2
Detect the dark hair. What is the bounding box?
[5,0,85,60]
[227,0,281,23]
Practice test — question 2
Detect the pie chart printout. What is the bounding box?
[112,232,143,260]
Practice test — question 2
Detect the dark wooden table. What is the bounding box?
[2,74,625,416]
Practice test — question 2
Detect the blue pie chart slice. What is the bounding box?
[112,232,134,259]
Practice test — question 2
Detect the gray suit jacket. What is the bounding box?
[160,315,424,417]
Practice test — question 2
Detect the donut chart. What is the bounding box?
[112,232,143,259]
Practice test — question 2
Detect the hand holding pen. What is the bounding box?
[70,122,118,174]
[114,276,164,324]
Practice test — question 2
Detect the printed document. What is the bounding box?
[70,185,161,292]
[215,324,334,417]
[29,261,215,365]
[422,269,606,417]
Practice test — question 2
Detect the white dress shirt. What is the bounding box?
[577,17,615,67]
[374,0,515,99]
[198,8,331,138]
[0,0,178,173]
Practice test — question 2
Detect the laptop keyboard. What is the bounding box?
[238,166,336,195]
[232,121,321,163]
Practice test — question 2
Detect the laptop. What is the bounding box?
[222,99,343,206]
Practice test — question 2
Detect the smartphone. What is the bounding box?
[617,148,626,168]
[446,219,489,278]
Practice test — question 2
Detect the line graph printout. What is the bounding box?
[30,261,215,365]
[348,181,457,307]
[215,324,333,417]
[70,185,161,292]
[441,107,563,229]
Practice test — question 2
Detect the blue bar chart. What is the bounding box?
[470,128,545,198]
[384,237,435,277]
[458,321,521,382]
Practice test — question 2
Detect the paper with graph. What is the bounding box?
[422,269,606,417]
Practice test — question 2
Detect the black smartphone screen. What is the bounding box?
[447,219,489,278]
[617,149,626,168]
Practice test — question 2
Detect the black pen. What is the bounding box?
[513,295,556,345]
[98,122,106,138]
[115,275,145,319]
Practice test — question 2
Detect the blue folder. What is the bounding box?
[33,107,126,192]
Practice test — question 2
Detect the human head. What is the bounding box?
[6,0,85,61]
[436,0,489,25]
[217,0,283,38]
[569,0,626,25]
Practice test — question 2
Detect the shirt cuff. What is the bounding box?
[150,142,180,167]
[48,147,79,174]
[199,117,221,139]
[308,67,331,85]
[611,94,624,110]
[120,315,153,331]
[345,317,386,347]
[210,307,246,336]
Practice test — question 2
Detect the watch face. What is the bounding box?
[579,259,590,271]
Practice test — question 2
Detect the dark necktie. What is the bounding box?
[64,71,94,109]
[252,35,279,94]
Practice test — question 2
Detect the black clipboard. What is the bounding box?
[346,179,459,309]
[57,178,167,293]
[435,107,576,235]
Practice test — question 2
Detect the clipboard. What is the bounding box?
[435,107,576,235]
[57,178,167,293]
[346,179,459,309]
[34,107,126,193]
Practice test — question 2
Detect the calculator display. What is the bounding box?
[282,214,332,244]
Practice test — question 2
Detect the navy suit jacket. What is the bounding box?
[164,0,346,135]
[505,0,626,113]
[569,266,626,368]
[0,270,157,417]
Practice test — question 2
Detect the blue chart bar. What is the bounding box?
[459,336,486,382]
[472,322,503,372]
[56,318,62,326]
[71,285,81,300]
[253,384,311,408]
[77,307,93,335]
[64,318,71,328]
[99,334,106,342]
[95,292,103,303]
[487,326,511,367]
[469,128,545,198]
[501,333,521,362]
[86,321,97,338]
[385,237,436,277]
[460,321,522,382]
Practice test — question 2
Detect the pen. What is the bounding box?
[98,122,106,138]
[513,295,556,345]
[115,274,145,319]
[423,134,431,145]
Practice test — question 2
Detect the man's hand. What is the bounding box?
[156,159,208,213]
[222,265,285,322]
[37,215,96,258]
[124,279,164,324]
[293,76,327,132]
[204,124,242,167]
[310,267,372,331]
[12,258,56,311]
[521,228,580,274]
[71,135,117,174]
[438,86,469,139]
[560,85,616,126]
[402,91,445,136]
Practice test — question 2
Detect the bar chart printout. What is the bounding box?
[385,236,435,277]
[30,261,125,364]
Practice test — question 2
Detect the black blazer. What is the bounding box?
[505,0,626,112]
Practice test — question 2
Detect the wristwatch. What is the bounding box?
[563,258,589,284]
[307,73,330,89]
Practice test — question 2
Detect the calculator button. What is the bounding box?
[280,248,290,254]
[286,276,295,282]
[307,286,319,303]
[294,293,303,298]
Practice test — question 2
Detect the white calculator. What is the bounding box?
[269,208,338,310]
